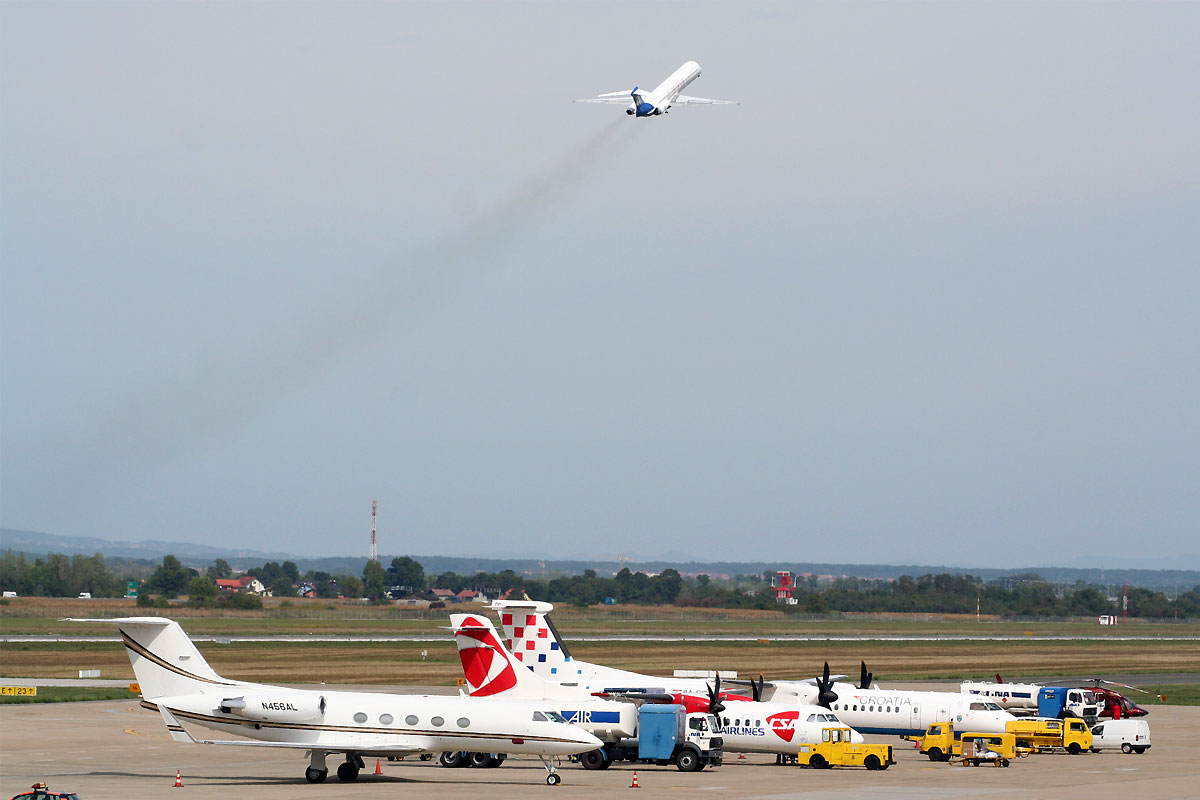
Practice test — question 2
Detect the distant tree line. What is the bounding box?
[4,549,1200,619]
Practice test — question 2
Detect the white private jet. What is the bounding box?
[451,612,863,765]
[488,600,1017,737]
[68,617,601,785]
[575,61,737,117]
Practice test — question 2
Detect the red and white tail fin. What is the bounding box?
[450,614,576,699]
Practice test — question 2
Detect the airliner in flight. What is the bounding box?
[70,617,600,786]
[575,61,737,117]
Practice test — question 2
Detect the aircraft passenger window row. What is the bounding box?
[457,717,470,728]
[831,703,899,713]
[353,712,368,723]
[406,714,419,726]
[431,716,444,727]
[379,713,393,725]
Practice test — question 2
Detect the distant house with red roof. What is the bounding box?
[215,579,242,592]
[456,589,485,603]
[430,588,456,600]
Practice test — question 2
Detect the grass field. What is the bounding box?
[0,686,137,704]
[3,599,1197,705]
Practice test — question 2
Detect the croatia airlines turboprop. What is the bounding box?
[575,61,737,117]
[488,599,1017,738]
[68,617,601,786]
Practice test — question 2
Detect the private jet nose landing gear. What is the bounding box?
[539,755,563,785]
[305,751,328,783]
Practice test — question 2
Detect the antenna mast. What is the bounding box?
[369,500,378,563]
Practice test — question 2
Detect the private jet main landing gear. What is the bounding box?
[337,754,365,782]
[539,755,563,786]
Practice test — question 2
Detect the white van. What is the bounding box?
[1090,719,1151,754]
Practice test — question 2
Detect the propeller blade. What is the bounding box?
[815,661,838,708]
[859,661,873,690]
[752,673,764,702]
[710,673,727,716]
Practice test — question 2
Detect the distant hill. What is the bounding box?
[0,528,298,563]
[4,528,1197,592]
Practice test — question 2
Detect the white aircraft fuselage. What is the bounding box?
[629,60,702,116]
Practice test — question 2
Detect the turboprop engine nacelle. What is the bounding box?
[219,693,327,722]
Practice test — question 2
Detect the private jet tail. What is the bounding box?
[450,614,579,700]
[67,617,239,700]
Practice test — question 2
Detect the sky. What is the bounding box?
[2,1,1197,569]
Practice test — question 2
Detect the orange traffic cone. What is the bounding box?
[630,770,640,788]
[374,759,382,775]
[173,769,183,788]
[738,753,747,759]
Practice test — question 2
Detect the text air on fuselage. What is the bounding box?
[575,61,738,117]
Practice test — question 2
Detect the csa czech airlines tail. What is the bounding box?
[68,617,600,786]
[575,61,737,117]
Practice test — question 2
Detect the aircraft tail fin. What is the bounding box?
[450,614,576,699]
[486,599,574,681]
[66,617,235,700]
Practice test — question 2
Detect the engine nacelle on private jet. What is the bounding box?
[220,693,327,722]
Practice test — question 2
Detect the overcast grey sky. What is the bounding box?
[2,1,1197,569]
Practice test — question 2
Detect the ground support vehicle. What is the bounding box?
[796,727,894,770]
[1090,720,1152,754]
[1007,717,1092,754]
[1038,687,1101,723]
[918,722,962,762]
[578,704,722,772]
[920,724,1025,765]
[9,783,81,800]
[953,733,1020,767]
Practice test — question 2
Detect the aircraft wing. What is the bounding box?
[672,94,738,105]
[158,706,423,755]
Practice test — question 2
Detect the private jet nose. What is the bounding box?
[576,729,604,749]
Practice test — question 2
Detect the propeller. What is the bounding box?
[815,662,838,709]
[751,673,765,703]
[706,674,726,717]
[859,661,873,690]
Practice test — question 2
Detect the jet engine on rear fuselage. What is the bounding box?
[219,693,327,723]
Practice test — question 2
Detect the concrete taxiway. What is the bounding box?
[2,697,1198,800]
